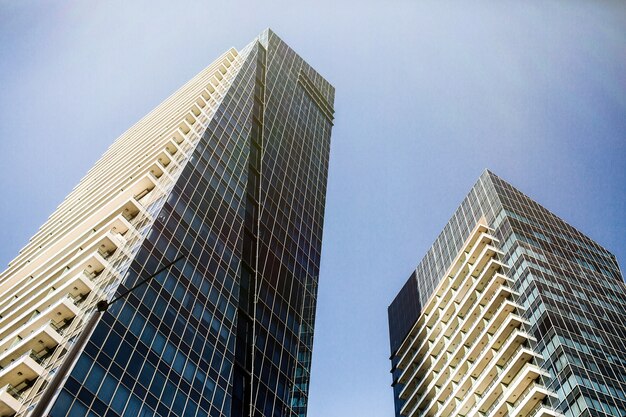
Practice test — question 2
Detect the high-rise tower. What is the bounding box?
[388,171,626,417]
[0,29,334,417]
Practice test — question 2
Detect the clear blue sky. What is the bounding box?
[1,1,625,416]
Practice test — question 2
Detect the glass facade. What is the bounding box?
[251,32,333,417]
[47,29,334,417]
[388,170,626,417]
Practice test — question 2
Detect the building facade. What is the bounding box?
[0,29,334,417]
[388,170,626,417]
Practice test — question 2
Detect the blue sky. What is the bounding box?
[1,1,625,416]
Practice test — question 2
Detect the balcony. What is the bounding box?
[463,346,536,415]
[120,199,141,221]
[453,262,508,313]
[0,210,123,305]
[0,244,103,323]
[0,272,94,338]
[0,384,22,416]
[466,232,498,264]
[397,271,479,370]
[508,383,558,417]
[96,235,119,259]
[0,296,80,357]
[479,358,547,416]
[504,367,552,411]
[0,322,64,365]
[0,351,46,387]
[468,245,504,280]
[527,404,563,417]
[399,291,520,412]
[400,303,530,417]
[403,283,508,386]
[501,351,544,386]
[445,224,490,280]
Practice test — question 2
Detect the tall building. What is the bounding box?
[0,29,334,417]
[388,170,626,417]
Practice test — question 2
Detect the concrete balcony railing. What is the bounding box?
[0,236,108,318]
[400,259,509,374]
[441,324,533,415]
[485,363,547,417]
[0,383,22,416]
[0,270,97,324]
[0,210,127,302]
[439,259,507,336]
[0,276,89,343]
[506,382,559,417]
[399,276,517,401]
[397,240,505,372]
[526,403,563,417]
[503,364,549,404]
[467,245,503,281]
[417,310,528,417]
[398,269,513,392]
[0,321,64,366]
[433,326,534,417]
[453,269,510,321]
[400,291,520,415]
[446,226,494,282]
[441,309,518,394]
[0,295,80,357]
[468,232,499,262]
[475,357,546,417]
[0,350,46,388]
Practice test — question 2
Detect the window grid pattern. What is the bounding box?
[51,40,257,417]
[250,32,334,417]
[48,29,334,417]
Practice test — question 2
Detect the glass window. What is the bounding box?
[72,354,92,382]
[111,384,130,413]
[97,374,117,401]
[85,364,105,394]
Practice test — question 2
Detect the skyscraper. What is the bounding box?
[0,29,334,417]
[388,170,626,417]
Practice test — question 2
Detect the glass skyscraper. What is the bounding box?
[0,29,334,417]
[388,170,626,417]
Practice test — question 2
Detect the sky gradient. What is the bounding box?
[1,1,625,416]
